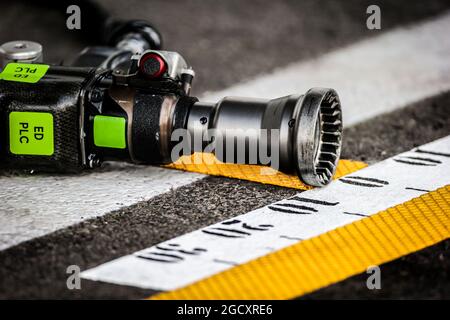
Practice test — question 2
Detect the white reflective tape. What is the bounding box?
[81,136,450,291]
[0,166,204,251]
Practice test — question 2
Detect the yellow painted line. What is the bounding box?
[152,185,450,300]
[165,153,367,190]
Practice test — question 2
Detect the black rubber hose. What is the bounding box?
[17,0,162,49]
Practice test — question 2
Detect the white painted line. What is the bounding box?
[81,136,450,291]
[2,12,450,251]
[202,11,450,126]
[0,166,204,251]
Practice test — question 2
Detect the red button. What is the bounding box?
[139,53,167,78]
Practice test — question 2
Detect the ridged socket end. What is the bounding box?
[294,88,342,187]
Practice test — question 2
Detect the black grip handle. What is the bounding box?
[0,70,85,172]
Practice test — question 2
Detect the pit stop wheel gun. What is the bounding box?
[0,9,342,187]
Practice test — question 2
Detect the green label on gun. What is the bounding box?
[9,112,54,156]
[1,63,49,83]
[93,115,127,149]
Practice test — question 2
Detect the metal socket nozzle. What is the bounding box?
[187,87,343,187]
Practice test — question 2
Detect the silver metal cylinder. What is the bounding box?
[187,88,342,187]
[0,40,43,69]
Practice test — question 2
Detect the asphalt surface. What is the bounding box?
[1,91,449,299]
[0,0,449,299]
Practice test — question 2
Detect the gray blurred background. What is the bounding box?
[1,0,450,94]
